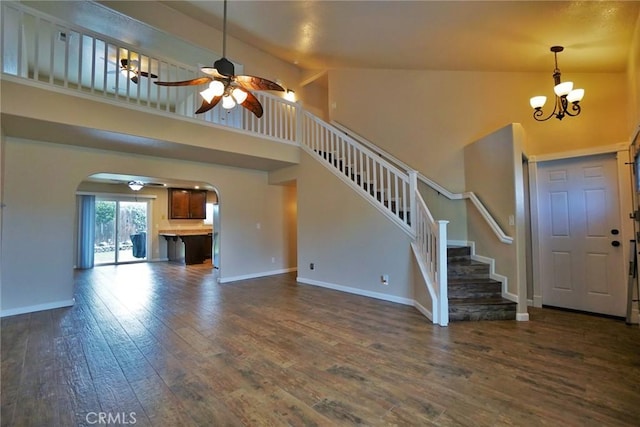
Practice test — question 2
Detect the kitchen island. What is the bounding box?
[159,229,212,265]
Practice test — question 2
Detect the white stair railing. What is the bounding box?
[300,112,414,233]
[1,0,450,326]
[331,121,513,244]
[413,192,449,325]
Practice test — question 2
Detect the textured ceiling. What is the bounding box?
[159,1,640,73]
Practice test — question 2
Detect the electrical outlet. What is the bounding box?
[271,257,275,263]
[310,263,315,270]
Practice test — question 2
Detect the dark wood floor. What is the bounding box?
[2,262,639,426]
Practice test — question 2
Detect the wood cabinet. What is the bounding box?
[169,189,207,219]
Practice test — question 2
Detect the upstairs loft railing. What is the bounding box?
[0,1,298,145]
[1,1,449,326]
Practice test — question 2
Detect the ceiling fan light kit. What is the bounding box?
[128,181,144,191]
[530,46,584,121]
[154,0,284,118]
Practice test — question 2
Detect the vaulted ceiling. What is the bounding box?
[159,0,640,73]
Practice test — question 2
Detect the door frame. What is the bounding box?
[528,143,632,311]
[76,191,155,266]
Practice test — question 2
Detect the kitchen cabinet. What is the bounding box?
[169,189,207,219]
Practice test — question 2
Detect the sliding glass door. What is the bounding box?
[94,199,148,265]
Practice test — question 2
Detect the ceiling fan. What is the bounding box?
[154,0,284,118]
[119,58,158,84]
[105,56,158,84]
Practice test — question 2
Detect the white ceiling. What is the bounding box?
[159,0,640,73]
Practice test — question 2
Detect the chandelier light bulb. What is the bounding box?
[553,81,573,97]
[567,88,584,103]
[529,96,547,109]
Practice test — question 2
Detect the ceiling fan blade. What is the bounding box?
[201,67,228,79]
[138,71,158,79]
[195,96,221,114]
[235,75,285,92]
[130,76,139,84]
[240,91,263,118]
[154,76,212,87]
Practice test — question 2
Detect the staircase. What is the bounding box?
[447,246,516,321]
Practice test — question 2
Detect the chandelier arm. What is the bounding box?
[532,97,560,122]
[564,102,582,117]
[555,96,567,120]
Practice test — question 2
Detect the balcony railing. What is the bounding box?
[0,1,298,144]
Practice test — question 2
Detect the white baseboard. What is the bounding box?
[516,312,530,321]
[413,300,434,322]
[219,267,297,283]
[296,277,414,306]
[1,298,75,318]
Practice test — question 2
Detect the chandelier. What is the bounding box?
[529,46,584,121]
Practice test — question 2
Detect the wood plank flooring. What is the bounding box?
[2,262,639,426]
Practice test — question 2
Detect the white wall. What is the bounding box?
[0,138,296,316]
[328,69,631,241]
[296,151,415,303]
[464,125,527,315]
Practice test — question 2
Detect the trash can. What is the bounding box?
[130,231,146,258]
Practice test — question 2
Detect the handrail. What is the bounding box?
[299,112,415,234]
[331,121,513,244]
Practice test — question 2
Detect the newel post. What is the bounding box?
[408,171,418,235]
[437,220,449,326]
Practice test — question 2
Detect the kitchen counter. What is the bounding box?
[159,230,212,265]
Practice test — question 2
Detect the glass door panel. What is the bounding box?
[94,200,116,265]
[94,199,148,265]
[118,201,147,262]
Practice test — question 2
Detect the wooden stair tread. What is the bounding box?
[448,277,501,284]
[448,297,516,305]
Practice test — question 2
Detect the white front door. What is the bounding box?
[537,153,625,316]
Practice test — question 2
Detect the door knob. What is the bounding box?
[612,240,621,247]
[611,229,620,235]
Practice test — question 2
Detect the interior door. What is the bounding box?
[537,153,625,316]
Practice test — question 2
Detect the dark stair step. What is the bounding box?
[448,297,517,321]
[448,278,503,299]
[447,246,471,259]
[448,259,490,279]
